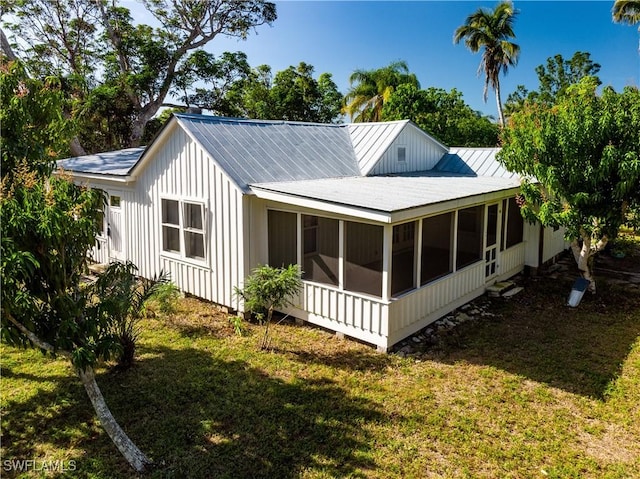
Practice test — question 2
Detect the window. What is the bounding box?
[110,195,121,207]
[161,199,205,260]
[268,210,297,268]
[397,146,406,162]
[392,221,416,296]
[421,212,454,284]
[303,215,339,286]
[345,222,383,297]
[93,189,106,236]
[456,206,483,270]
[183,203,205,259]
[505,197,524,248]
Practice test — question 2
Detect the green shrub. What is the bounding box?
[149,282,181,315]
[234,264,301,349]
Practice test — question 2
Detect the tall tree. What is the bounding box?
[3,0,277,150]
[382,84,499,146]
[498,78,640,293]
[224,62,342,122]
[343,60,419,122]
[1,60,152,471]
[454,1,520,127]
[505,51,601,116]
[175,50,252,115]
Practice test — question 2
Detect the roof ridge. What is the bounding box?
[174,113,348,128]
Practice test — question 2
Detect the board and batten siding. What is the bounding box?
[368,125,447,176]
[129,125,245,309]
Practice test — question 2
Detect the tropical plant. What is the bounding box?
[234,264,302,350]
[613,0,640,26]
[343,60,420,122]
[454,1,520,127]
[498,78,640,293]
[92,261,169,369]
[225,62,343,122]
[504,51,601,116]
[382,84,499,146]
[148,281,182,315]
[1,59,151,472]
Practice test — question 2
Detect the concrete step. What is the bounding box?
[502,286,524,298]
[486,281,515,297]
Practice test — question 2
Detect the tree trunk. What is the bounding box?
[5,314,152,473]
[77,367,152,473]
[570,232,608,295]
[69,136,87,157]
[495,81,505,127]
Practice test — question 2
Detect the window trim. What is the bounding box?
[160,196,208,266]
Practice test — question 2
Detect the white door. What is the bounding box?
[107,192,126,261]
[484,203,500,279]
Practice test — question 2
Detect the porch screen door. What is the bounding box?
[484,203,499,279]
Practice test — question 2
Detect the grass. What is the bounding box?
[2,250,640,478]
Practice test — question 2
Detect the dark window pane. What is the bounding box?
[110,195,121,207]
[163,226,180,253]
[392,221,416,296]
[456,206,483,269]
[185,231,205,259]
[184,203,203,230]
[268,210,297,268]
[506,197,524,248]
[500,199,507,251]
[421,212,454,284]
[398,147,406,162]
[345,222,383,297]
[303,216,339,286]
[162,199,179,225]
[96,210,105,236]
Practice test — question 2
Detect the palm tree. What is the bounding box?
[613,0,640,55]
[454,1,520,127]
[343,60,419,122]
[613,0,640,25]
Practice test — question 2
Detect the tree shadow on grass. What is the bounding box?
[2,344,389,478]
[122,345,388,478]
[274,347,395,373]
[1,366,127,479]
[432,275,640,399]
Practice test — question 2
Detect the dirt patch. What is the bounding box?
[579,423,640,465]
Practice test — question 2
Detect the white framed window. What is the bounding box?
[397,146,406,162]
[161,198,206,262]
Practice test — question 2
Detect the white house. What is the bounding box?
[58,114,567,351]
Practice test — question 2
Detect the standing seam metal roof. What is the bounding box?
[434,147,517,179]
[176,115,361,191]
[57,147,145,176]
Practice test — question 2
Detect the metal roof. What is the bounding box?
[57,147,145,176]
[177,115,361,191]
[435,147,517,179]
[251,172,521,213]
[348,121,408,175]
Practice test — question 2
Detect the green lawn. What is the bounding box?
[2,258,640,478]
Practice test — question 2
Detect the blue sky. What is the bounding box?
[131,0,640,118]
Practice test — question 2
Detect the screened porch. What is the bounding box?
[267,197,525,350]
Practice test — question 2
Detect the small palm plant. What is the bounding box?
[92,261,169,369]
[235,264,302,350]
